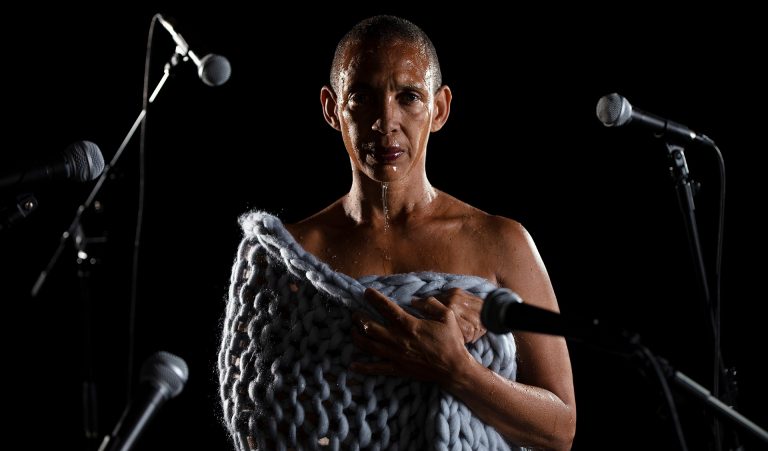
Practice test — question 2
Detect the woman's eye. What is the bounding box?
[401,92,420,104]
[349,93,368,104]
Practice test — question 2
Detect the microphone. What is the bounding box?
[481,288,630,346]
[0,141,104,190]
[596,93,714,147]
[99,351,189,451]
[157,14,231,87]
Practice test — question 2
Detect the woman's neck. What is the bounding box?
[343,172,438,226]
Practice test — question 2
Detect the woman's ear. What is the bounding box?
[321,86,341,131]
[430,85,452,132]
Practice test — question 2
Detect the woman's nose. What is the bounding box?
[371,97,399,134]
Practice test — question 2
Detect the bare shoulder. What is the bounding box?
[477,212,530,247]
[449,198,551,303]
[486,218,555,309]
[483,214,545,273]
[447,196,532,254]
[475,213,540,264]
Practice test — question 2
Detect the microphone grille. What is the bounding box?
[63,141,104,182]
[199,54,231,87]
[596,93,632,127]
[140,351,189,399]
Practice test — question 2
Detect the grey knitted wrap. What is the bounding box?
[218,211,520,451]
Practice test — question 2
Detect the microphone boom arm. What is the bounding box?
[31,17,185,297]
[637,342,768,447]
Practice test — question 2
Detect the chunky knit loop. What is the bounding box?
[219,211,520,450]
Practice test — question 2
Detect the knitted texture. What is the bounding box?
[218,211,520,451]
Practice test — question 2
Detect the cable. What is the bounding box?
[126,14,159,401]
[637,345,689,451]
[710,142,729,450]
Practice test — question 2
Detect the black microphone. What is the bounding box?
[596,93,714,147]
[0,141,104,190]
[481,288,629,346]
[157,14,231,87]
[99,351,189,451]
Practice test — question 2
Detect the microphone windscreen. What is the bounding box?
[199,54,231,87]
[140,351,189,399]
[482,288,523,334]
[64,141,104,182]
[596,93,632,127]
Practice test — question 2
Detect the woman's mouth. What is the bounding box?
[372,147,404,162]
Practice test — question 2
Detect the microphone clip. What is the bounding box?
[154,13,231,87]
[0,192,38,232]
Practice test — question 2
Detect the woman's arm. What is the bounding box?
[350,220,576,450]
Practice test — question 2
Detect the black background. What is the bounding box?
[2,6,766,451]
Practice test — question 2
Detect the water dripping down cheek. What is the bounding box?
[361,142,376,154]
[360,142,381,166]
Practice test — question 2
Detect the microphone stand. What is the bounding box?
[73,221,106,449]
[664,141,732,450]
[665,143,710,314]
[632,341,768,449]
[30,51,178,297]
[480,288,766,448]
[29,48,185,449]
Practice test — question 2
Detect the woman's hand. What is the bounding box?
[429,287,487,344]
[350,288,475,383]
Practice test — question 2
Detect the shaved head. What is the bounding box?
[330,15,442,95]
